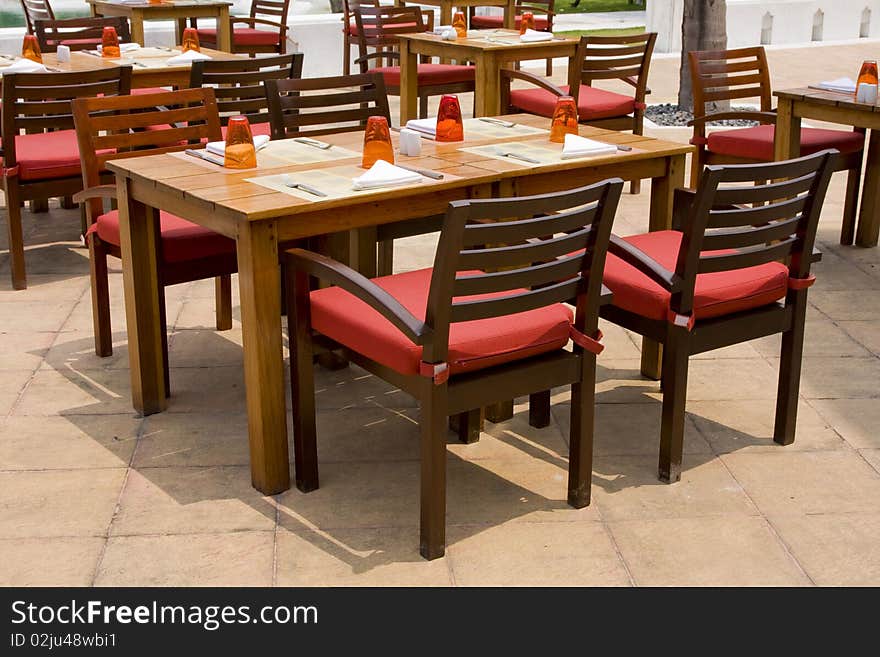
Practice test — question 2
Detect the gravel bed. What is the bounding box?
[646,103,760,127]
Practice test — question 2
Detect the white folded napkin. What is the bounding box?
[206,134,270,156]
[405,117,437,136]
[433,25,453,35]
[166,50,212,65]
[520,29,552,43]
[352,159,422,190]
[0,58,48,74]
[560,133,617,159]
[815,77,857,93]
[97,42,140,54]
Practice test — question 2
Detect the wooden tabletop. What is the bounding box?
[41,47,242,75]
[775,87,880,115]
[399,29,578,52]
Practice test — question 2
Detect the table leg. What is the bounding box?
[175,18,186,46]
[236,221,291,495]
[399,39,419,124]
[129,10,146,47]
[856,130,880,247]
[503,0,516,29]
[439,1,452,26]
[216,7,233,53]
[773,97,801,161]
[474,53,500,117]
[642,153,686,380]
[118,178,166,414]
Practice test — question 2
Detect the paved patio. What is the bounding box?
[2,42,880,587]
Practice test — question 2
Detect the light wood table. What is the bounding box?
[398,30,578,123]
[396,0,516,29]
[86,0,233,52]
[107,115,692,494]
[774,87,880,246]
[42,47,243,89]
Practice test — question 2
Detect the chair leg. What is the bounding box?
[629,115,644,194]
[377,239,394,277]
[158,287,170,398]
[29,199,48,213]
[545,57,552,77]
[60,195,76,210]
[485,399,514,423]
[288,268,319,492]
[658,329,689,483]
[839,167,861,245]
[419,380,447,560]
[5,185,27,290]
[568,355,597,508]
[214,274,233,330]
[450,408,482,443]
[88,238,113,357]
[529,390,551,428]
[774,294,808,445]
[343,33,350,77]
[419,94,429,119]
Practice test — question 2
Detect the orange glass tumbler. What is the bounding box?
[520,12,535,35]
[181,27,200,52]
[362,116,395,168]
[856,60,879,103]
[436,94,464,142]
[101,26,121,58]
[224,116,257,169]
[452,12,467,38]
[549,95,578,143]
[21,34,42,63]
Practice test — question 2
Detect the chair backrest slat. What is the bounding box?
[461,205,599,246]
[713,172,816,205]
[707,195,808,229]
[569,32,656,96]
[450,279,583,323]
[21,0,54,34]
[697,238,799,274]
[453,253,586,297]
[34,16,131,52]
[354,5,426,55]
[702,216,803,250]
[252,0,290,19]
[457,227,592,271]
[689,46,773,118]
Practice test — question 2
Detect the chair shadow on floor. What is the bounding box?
[35,325,790,573]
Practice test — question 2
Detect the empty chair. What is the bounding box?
[20,0,53,34]
[1,67,132,290]
[34,16,131,52]
[688,46,865,244]
[190,53,303,138]
[284,178,623,559]
[342,0,377,77]
[71,88,236,368]
[194,0,291,56]
[469,1,556,75]
[600,151,836,483]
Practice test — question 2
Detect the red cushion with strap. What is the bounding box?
[92,209,235,263]
[220,121,272,138]
[470,14,550,30]
[509,84,636,121]
[602,230,789,322]
[58,38,102,47]
[197,27,280,46]
[371,63,476,87]
[309,267,574,377]
[707,124,864,161]
[12,130,106,181]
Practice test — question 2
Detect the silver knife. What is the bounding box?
[185,149,225,166]
[292,137,332,150]
[285,180,327,197]
[498,151,540,164]
[395,164,444,180]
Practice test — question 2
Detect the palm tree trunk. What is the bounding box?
[678,0,728,111]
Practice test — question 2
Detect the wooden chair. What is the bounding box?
[190,53,303,138]
[342,0,377,77]
[193,0,291,56]
[34,16,131,52]
[688,46,865,245]
[71,88,236,370]
[20,0,53,34]
[469,0,556,75]
[354,5,475,119]
[2,67,132,290]
[284,178,623,559]
[599,151,836,483]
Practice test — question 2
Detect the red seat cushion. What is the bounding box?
[509,84,636,121]
[93,209,235,263]
[603,230,789,322]
[197,27,280,46]
[309,267,574,377]
[12,130,89,181]
[220,121,271,138]
[707,124,865,161]
[371,63,476,87]
[470,14,549,30]
[58,38,102,47]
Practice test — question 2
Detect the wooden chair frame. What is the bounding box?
[71,88,236,371]
[34,15,131,52]
[20,0,53,34]
[599,151,836,483]
[342,0,378,77]
[285,178,623,559]
[193,0,291,56]
[2,67,132,290]
[689,47,864,245]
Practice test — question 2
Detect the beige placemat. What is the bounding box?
[459,140,621,167]
[167,148,293,171]
[461,118,549,140]
[260,139,360,165]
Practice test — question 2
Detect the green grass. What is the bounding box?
[555,0,646,16]
[554,26,647,37]
[0,10,90,29]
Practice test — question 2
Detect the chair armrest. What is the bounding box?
[230,17,288,34]
[500,69,566,96]
[688,110,777,127]
[672,187,696,231]
[73,184,117,204]
[608,234,681,292]
[286,248,432,346]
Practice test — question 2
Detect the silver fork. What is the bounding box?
[479,117,517,128]
[292,137,332,150]
[495,149,540,164]
[284,177,327,197]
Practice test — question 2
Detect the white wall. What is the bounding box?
[648,0,880,52]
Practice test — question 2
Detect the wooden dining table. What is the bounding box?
[774,86,880,247]
[107,114,692,495]
[396,0,516,29]
[86,0,234,52]
[398,30,579,122]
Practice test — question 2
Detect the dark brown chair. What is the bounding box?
[20,0,53,34]
[284,178,623,559]
[34,16,131,52]
[469,0,556,75]
[190,53,303,138]
[342,0,377,76]
[688,46,865,245]
[1,67,132,290]
[71,88,236,367]
[354,5,475,119]
[599,151,836,483]
[194,0,291,56]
